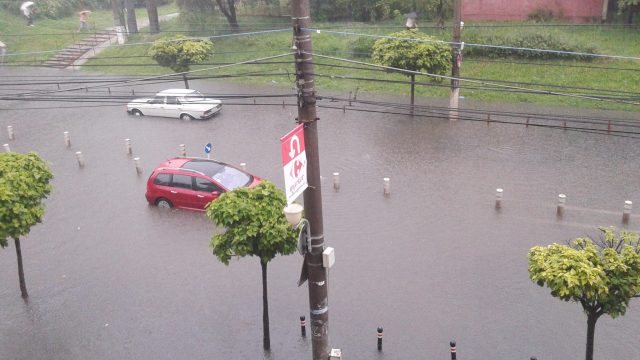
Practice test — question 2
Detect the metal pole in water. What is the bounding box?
[383,177,390,195]
[377,327,383,351]
[134,157,141,174]
[125,138,132,155]
[239,162,246,171]
[7,126,15,140]
[64,131,71,148]
[623,200,632,224]
[333,172,340,190]
[75,151,84,167]
[557,193,566,217]
[495,188,503,209]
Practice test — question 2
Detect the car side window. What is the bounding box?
[150,96,164,105]
[171,174,192,189]
[153,173,171,186]
[194,177,223,193]
[166,96,179,105]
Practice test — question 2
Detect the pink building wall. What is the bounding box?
[463,0,604,22]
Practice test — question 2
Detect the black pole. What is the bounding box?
[300,315,306,337]
[377,327,383,351]
[292,0,329,359]
[450,340,457,360]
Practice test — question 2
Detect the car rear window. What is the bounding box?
[153,173,171,186]
[182,159,251,190]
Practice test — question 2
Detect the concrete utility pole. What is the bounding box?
[291,0,329,359]
[449,0,462,120]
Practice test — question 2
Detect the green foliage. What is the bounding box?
[0,152,54,248]
[347,36,376,58]
[1,0,110,19]
[528,227,640,319]
[618,0,640,10]
[371,29,451,79]
[206,181,297,265]
[148,35,214,73]
[527,8,556,22]
[309,0,452,22]
[464,29,599,61]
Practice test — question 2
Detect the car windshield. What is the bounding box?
[183,91,206,102]
[182,159,251,190]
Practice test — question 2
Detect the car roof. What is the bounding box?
[158,158,228,178]
[157,89,198,96]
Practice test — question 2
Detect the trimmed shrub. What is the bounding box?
[464,29,598,61]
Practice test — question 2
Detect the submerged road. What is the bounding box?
[1,67,639,360]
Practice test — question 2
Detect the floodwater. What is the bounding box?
[1,68,639,360]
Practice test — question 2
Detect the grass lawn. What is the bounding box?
[3,5,639,112]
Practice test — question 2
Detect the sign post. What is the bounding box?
[281,124,308,204]
[204,142,212,159]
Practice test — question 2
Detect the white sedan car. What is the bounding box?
[127,89,222,120]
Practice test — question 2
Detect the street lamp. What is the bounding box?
[284,203,312,255]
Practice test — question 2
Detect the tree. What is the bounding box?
[146,0,160,34]
[617,0,640,24]
[0,152,53,299]
[176,0,239,31]
[372,29,451,114]
[206,181,297,351]
[124,0,139,34]
[148,35,213,88]
[528,227,640,360]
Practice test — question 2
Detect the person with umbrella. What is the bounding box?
[78,10,91,32]
[21,2,35,27]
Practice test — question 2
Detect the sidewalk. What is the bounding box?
[69,12,179,69]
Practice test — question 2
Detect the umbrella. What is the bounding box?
[20,1,34,11]
[79,10,91,14]
[405,11,418,19]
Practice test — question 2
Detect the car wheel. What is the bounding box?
[156,198,173,209]
[132,109,143,116]
[180,113,194,121]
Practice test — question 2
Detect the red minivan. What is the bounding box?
[145,157,261,211]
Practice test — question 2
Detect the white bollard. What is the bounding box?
[124,138,132,155]
[3,143,11,152]
[333,172,340,190]
[495,188,503,208]
[75,151,84,167]
[623,200,632,224]
[134,157,141,174]
[383,177,390,196]
[557,194,566,216]
[239,162,247,171]
[7,126,15,140]
[180,144,186,157]
[64,131,71,148]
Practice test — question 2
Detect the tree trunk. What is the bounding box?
[146,0,160,34]
[182,73,189,89]
[215,0,240,32]
[14,237,28,299]
[410,73,415,116]
[124,0,138,34]
[260,260,271,350]
[110,0,125,27]
[585,313,599,360]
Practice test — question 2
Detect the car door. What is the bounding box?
[193,176,224,209]
[164,96,181,118]
[146,96,165,117]
[168,173,197,209]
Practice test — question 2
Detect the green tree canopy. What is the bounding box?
[372,29,451,79]
[528,227,640,360]
[148,35,214,74]
[206,180,297,350]
[0,151,54,298]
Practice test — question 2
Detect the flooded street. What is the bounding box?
[1,68,639,359]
